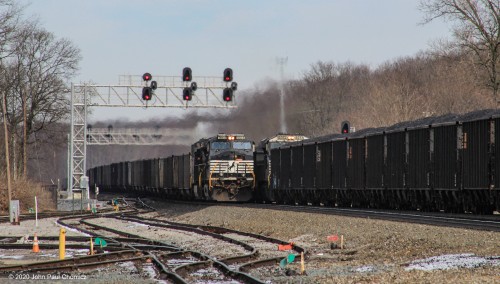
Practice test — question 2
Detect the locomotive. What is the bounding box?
[88,109,500,214]
[192,133,255,201]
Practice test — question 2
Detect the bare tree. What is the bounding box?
[420,0,500,105]
[289,61,369,136]
[5,23,81,178]
[0,0,80,183]
[0,0,24,213]
[0,0,22,60]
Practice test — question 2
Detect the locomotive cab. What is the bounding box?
[192,133,255,201]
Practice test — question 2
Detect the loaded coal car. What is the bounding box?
[268,132,346,206]
[192,133,255,201]
[254,134,308,202]
[267,109,499,214]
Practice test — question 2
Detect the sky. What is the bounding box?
[21,0,452,121]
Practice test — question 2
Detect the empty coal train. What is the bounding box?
[88,109,500,214]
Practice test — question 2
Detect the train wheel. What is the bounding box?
[267,189,276,203]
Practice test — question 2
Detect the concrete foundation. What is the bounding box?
[56,192,107,211]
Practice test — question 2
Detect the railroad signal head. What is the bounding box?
[150,80,157,90]
[182,67,192,82]
[341,121,350,134]
[142,87,152,100]
[142,72,152,82]
[223,68,233,82]
[183,87,192,101]
[223,88,233,102]
[190,82,198,92]
[230,81,238,91]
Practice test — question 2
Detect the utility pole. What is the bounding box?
[2,91,13,222]
[276,57,288,133]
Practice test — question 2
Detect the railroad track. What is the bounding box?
[0,197,308,283]
[152,198,500,232]
[246,203,500,232]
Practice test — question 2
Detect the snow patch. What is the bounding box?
[405,253,500,271]
[54,221,92,237]
[141,263,157,279]
[0,254,24,259]
[118,261,138,273]
[126,221,149,228]
[355,265,375,273]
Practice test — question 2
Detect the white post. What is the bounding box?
[35,196,38,227]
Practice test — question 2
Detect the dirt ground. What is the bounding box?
[143,199,500,283]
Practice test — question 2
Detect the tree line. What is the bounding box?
[1,0,499,187]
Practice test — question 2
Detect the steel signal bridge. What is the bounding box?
[70,74,237,194]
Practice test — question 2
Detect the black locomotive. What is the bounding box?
[88,109,500,214]
[191,134,255,201]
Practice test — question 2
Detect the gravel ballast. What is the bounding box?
[0,199,498,283]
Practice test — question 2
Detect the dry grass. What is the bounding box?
[0,175,56,214]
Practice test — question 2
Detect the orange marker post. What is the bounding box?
[32,233,40,253]
[278,242,294,251]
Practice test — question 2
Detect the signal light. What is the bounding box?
[182,67,192,82]
[223,68,233,82]
[191,82,197,91]
[142,87,152,100]
[183,87,192,101]
[341,121,350,134]
[223,88,233,102]
[142,73,152,81]
[150,81,157,90]
[230,82,238,91]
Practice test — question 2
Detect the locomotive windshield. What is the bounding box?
[211,141,230,150]
[233,141,252,150]
[210,141,252,152]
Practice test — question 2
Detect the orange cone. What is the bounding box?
[32,233,40,253]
